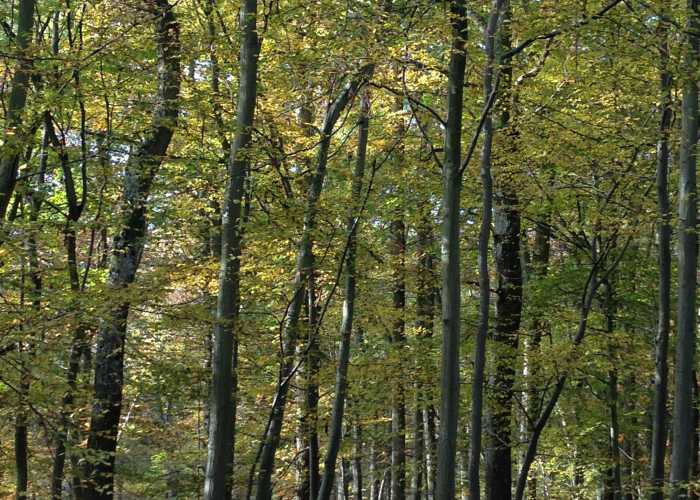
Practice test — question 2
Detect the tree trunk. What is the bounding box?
[317,88,370,500]
[390,219,407,500]
[296,99,321,500]
[670,1,699,498]
[204,0,259,498]
[485,7,521,496]
[254,64,373,500]
[485,182,521,500]
[413,212,434,500]
[604,283,621,500]
[470,3,505,499]
[649,7,672,499]
[353,413,363,500]
[514,270,600,500]
[81,3,180,497]
[0,0,36,221]
[436,1,467,497]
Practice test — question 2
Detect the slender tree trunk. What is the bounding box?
[371,440,380,500]
[81,4,180,497]
[485,182,521,500]
[436,1,467,497]
[470,3,505,499]
[16,194,41,499]
[204,1,259,498]
[391,218,407,500]
[521,218,550,499]
[296,99,321,500]
[412,394,425,500]
[254,65,373,500]
[514,271,599,500]
[15,376,28,500]
[485,7,521,497]
[317,89,370,500]
[0,0,36,221]
[297,279,321,500]
[46,70,90,494]
[649,7,672,500]
[670,1,699,498]
[413,212,434,500]
[604,283,621,500]
[353,413,363,500]
[425,405,437,500]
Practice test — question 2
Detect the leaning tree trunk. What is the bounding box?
[204,0,259,498]
[436,1,467,497]
[0,0,36,221]
[317,89,370,500]
[81,3,180,498]
[670,1,699,498]
[253,64,373,500]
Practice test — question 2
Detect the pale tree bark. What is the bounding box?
[81,2,180,497]
[436,1,467,497]
[0,0,36,221]
[317,89,370,500]
[204,0,259,498]
[670,1,699,498]
[253,64,373,500]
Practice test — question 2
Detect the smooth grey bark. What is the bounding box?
[0,0,36,221]
[649,9,673,500]
[204,0,259,498]
[670,2,700,497]
[436,1,467,497]
[253,64,373,500]
[81,3,180,498]
[317,89,370,500]
[470,3,505,499]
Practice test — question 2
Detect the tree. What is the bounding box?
[203,0,259,497]
[670,0,699,497]
[81,2,181,496]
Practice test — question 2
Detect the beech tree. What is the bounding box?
[1,0,700,499]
